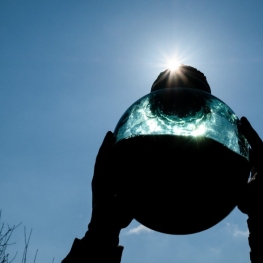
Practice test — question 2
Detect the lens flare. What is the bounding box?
[166,59,181,71]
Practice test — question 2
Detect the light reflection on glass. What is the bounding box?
[114,88,249,159]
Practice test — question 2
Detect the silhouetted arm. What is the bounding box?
[238,117,263,263]
[62,132,132,263]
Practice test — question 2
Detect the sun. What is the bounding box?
[155,51,186,72]
[166,58,182,71]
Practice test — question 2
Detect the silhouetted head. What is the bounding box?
[151,65,211,93]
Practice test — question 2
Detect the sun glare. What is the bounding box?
[192,124,207,137]
[166,59,181,71]
[155,51,188,72]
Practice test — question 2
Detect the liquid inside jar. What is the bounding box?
[112,135,250,234]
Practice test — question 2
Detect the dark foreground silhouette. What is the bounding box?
[62,66,262,263]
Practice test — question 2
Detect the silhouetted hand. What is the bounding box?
[238,117,263,215]
[238,117,263,263]
[89,131,133,235]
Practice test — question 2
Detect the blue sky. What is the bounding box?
[1,1,263,262]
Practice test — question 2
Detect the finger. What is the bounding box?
[92,131,114,198]
[93,131,113,181]
[240,117,263,150]
[97,131,114,157]
[95,131,114,167]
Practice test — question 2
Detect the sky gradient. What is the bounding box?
[1,1,263,262]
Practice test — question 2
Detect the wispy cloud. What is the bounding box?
[233,228,249,237]
[126,224,153,235]
[225,222,249,238]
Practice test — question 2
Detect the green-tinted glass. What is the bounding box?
[114,88,249,159]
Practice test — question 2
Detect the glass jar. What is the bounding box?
[112,88,250,234]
